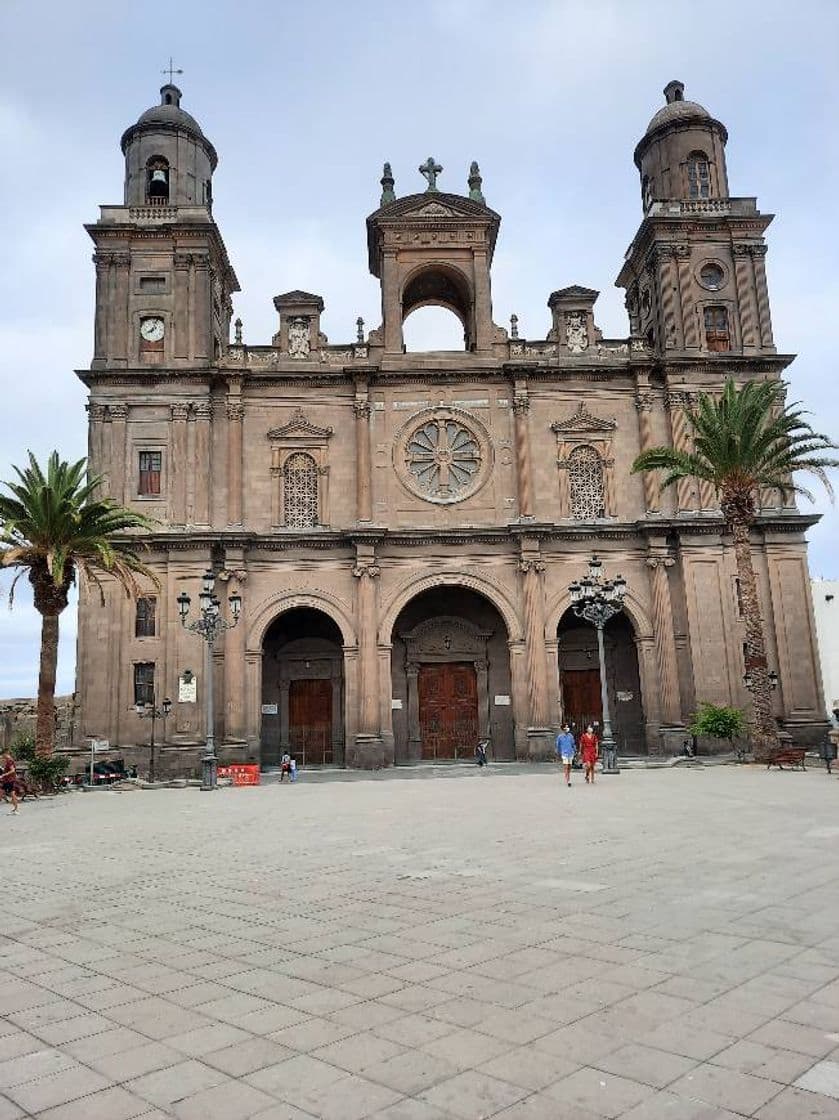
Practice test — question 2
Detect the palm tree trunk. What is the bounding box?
[730,518,779,759]
[35,611,60,758]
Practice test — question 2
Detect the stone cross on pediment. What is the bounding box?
[419,156,443,192]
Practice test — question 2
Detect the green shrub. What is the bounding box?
[690,703,745,747]
[10,731,69,791]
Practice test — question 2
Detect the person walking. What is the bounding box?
[1,752,19,813]
[580,725,600,784]
[555,725,576,787]
[475,738,489,768]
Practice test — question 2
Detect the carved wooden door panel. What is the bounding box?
[418,663,478,760]
[289,678,332,766]
[561,669,602,735]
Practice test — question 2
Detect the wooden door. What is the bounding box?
[289,678,332,765]
[561,668,602,735]
[418,663,478,760]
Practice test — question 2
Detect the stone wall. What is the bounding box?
[0,694,78,752]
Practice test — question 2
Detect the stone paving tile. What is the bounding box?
[203,1036,296,1076]
[269,1015,357,1052]
[419,1070,527,1117]
[710,1037,815,1082]
[495,1096,603,1120]
[476,1044,579,1091]
[371,1101,454,1120]
[124,1057,228,1108]
[291,1072,403,1119]
[362,1047,460,1095]
[245,1052,349,1099]
[796,1059,839,1099]
[620,1092,745,1119]
[311,1029,405,1074]
[666,1062,784,1113]
[749,1016,839,1057]
[4,1064,114,1114]
[33,1085,154,1120]
[542,1066,657,1117]
[87,1039,184,1080]
[170,1078,279,1119]
[0,1098,24,1120]
[592,1042,698,1089]
[754,1084,839,1118]
[421,1026,511,1070]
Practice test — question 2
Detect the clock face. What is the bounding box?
[140,317,165,342]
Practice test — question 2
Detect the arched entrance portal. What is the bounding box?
[557,610,646,754]
[261,608,344,767]
[391,587,513,763]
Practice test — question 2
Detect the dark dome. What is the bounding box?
[120,84,217,167]
[135,102,205,139]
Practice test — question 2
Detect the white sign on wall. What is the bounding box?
[391,699,403,710]
[494,695,511,706]
[178,675,197,703]
[261,703,278,715]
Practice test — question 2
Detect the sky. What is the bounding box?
[1,0,838,698]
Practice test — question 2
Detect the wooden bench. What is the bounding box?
[766,748,806,771]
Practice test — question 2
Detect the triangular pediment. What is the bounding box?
[267,408,334,440]
[550,402,616,433]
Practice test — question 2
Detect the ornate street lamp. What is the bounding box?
[568,555,628,773]
[177,569,242,790]
[134,694,172,783]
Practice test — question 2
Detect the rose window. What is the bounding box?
[405,418,482,502]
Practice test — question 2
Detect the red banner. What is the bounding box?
[217,764,261,786]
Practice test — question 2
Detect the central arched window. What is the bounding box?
[283,453,319,528]
[403,306,466,351]
[687,151,711,199]
[146,157,170,205]
[569,445,606,520]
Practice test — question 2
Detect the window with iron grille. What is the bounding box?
[133,662,155,706]
[138,451,162,496]
[703,305,730,352]
[135,597,156,638]
[569,445,606,520]
[687,151,711,199]
[283,453,319,528]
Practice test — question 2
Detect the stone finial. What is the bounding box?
[510,313,519,340]
[468,160,485,204]
[380,162,396,205]
[419,156,443,192]
[234,317,243,345]
[356,316,365,343]
[664,79,685,104]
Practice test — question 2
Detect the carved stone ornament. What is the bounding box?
[267,408,334,441]
[565,310,589,354]
[395,407,493,506]
[353,399,372,420]
[352,562,381,579]
[288,318,311,359]
[634,391,655,413]
[550,402,617,434]
[518,557,546,574]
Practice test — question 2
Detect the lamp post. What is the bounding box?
[134,695,172,783]
[568,555,628,774]
[177,569,242,790]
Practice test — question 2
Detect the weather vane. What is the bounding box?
[162,57,183,84]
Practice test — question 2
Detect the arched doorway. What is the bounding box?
[261,608,344,767]
[557,610,646,754]
[390,587,513,763]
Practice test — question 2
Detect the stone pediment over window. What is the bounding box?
[550,402,617,434]
[267,408,334,441]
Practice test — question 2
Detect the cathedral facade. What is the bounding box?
[75,79,825,769]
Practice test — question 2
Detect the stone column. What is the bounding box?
[244,650,261,753]
[656,247,681,351]
[473,249,492,351]
[751,244,774,351]
[111,253,131,364]
[381,250,402,354]
[108,404,128,504]
[354,397,373,523]
[519,548,552,758]
[223,562,247,743]
[350,544,387,767]
[646,555,683,733]
[92,254,109,363]
[174,253,191,361]
[733,243,758,352]
[226,391,244,526]
[170,403,189,524]
[512,385,534,519]
[406,661,420,761]
[270,452,281,527]
[192,401,211,526]
[87,403,106,478]
[193,255,211,362]
[675,245,698,348]
[635,390,660,513]
[665,390,697,512]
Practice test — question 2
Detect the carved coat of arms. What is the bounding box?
[565,311,589,354]
[288,318,310,359]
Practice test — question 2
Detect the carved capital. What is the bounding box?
[226,401,244,422]
[518,557,546,574]
[352,562,381,579]
[511,394,530,415]
[750,243,768,258]
[646,556,676,570]
[732,243,752,257]
[653,244,676,263]
[664,390,694,410]
[192,401,212,421]
[171,403,190,421]
[111,252,130,268]
[87,402,107,421]
[174,252,193,269]
[673,244,691,259]
[353,399,372,420]
[634,391,655,413]
[108,403,128,420]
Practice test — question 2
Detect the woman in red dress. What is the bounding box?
[580,725,600,784]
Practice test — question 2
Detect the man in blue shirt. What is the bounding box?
[555,724,576,787]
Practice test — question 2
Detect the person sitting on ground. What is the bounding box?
[280,752,291,782]
[555,724,576,787]
[1,751,20,814]
[580,725,600,784]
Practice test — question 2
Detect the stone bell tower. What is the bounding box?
[617,80,776,359]
[366,158,502,355]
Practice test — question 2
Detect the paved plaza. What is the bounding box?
[2,765,839,1119]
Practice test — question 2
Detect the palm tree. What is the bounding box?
[0,452,156,757]
[632,378,838,758]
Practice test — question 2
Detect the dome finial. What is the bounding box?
[664,80,685,104]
